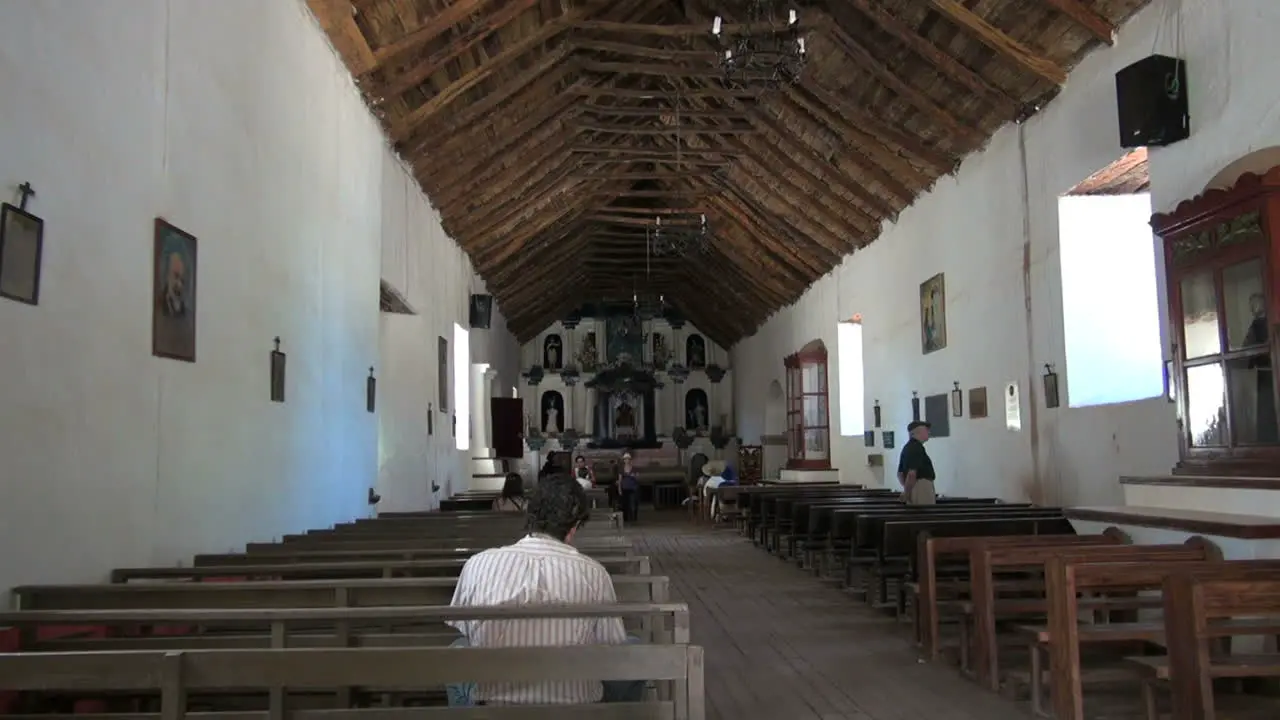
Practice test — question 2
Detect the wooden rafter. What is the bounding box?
[925,0,1069,85]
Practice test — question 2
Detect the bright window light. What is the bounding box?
[1058,194,1163,407]
[837,321,865,436]
[453,323,470,451]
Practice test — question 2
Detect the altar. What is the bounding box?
[592,389,659,448]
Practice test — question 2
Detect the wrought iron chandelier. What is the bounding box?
[649,214,711,257]
[647,92,712,257]
[710,2,806,90]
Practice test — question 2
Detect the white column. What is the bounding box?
[471,363,490,454]
[483,367,499,448]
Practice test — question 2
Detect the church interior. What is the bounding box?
[3,0,1280,718]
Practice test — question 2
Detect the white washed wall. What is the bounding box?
[734,0,1280,506]
[0,0,517,593]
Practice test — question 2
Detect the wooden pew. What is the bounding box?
[918,531,1108,662]
[968,539,1218,693]
[250,535,631,553]
[195,544,630,566]
[111,555,650,583]
[12,574,671,610]
[1150,571,1280,720]
[0,603,691,651]
[0,644,707,719]
[878,515,1077,623]
[1039,556,1280,720]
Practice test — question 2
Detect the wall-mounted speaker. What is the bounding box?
[1115,54,1189,149]
[469,293,493,329]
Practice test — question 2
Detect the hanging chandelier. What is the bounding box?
[646,89,712,257]
[710,2,806,90]
[649,214,711,256]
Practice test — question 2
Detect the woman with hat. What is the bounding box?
[897,420,936,504]
[617,452,641,523]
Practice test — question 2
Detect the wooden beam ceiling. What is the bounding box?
[310,0,1153,344]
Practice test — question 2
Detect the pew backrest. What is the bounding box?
[0,644,707,719]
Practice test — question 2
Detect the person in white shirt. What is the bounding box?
[446,474,643,707]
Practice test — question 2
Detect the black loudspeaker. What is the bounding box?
[469,293,493,329]
[1115,54,1189,149]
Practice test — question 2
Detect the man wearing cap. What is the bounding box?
[897,421,937,504]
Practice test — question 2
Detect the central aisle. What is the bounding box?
[629,518,1030,720]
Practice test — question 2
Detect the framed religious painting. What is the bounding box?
[152,218,198,362]
[0,202,44,305]
[920,273,947,354]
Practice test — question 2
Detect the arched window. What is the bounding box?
[785,340,830,469]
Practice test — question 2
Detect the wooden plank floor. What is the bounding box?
[630,516,1031,720]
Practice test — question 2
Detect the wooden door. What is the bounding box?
[491,397,525,459]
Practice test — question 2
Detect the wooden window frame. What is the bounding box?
[784,342,831,470]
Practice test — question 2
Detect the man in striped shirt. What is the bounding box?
[446,474,643,706]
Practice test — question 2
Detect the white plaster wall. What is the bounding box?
[734,0,1280,507]
[0,0,516,594]
[376,150,521,511]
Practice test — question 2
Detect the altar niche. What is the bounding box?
[591,391,658,448]
[686,334,707,369]
[543,334,563,370]
[1155,165,1280,475]
[685,388,710,432]
[540,390,564,434]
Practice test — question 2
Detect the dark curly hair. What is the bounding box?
[526,473,591,541]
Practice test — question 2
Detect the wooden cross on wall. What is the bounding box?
[16,182,35,211]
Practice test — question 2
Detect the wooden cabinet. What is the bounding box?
[784,340,830,469]
[1154,167,1280,474]
[737,445,763,485]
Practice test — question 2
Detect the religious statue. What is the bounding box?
[686,334,706,369]
[685,388,709,431]
[652,334,670,369]
[615,400,635,428]
[543,334,563,370]
[579,331,598,370]
[541,391,563,434]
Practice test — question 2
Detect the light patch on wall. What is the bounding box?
[1058,193,1163,407]
[453,323,470,451]
[512,386,518,398]
[837,320,865,436]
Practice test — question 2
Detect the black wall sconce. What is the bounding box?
[951,382,963,417]
[366,366,377,413]
[910,391,920,422]
[269,337,286,403]
[366,487,381,505]
[873,399,881,428]
[1043,363,1060,409]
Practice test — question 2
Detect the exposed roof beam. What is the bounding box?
[1043,0,1117,45]
[925,0,1068,85]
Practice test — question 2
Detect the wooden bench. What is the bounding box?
[0,644,706,719]
[968,539,1218,693]
[917,532,1114,661]
[13,574,671,610]
[0,603,691,651]
[250,535,632,553]
[1131,570,1280,720]
[110,555,650,583]
[195,543,630,566]
[1037,556,1280,720]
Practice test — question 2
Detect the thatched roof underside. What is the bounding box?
[309,0,1151,346]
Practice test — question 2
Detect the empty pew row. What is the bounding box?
[727,482,1280,718]
[0,644,706,719]
[2,507,706,718]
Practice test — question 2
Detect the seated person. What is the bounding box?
[573,454,596,490]
[701,462,737,519]
[491,473,526,512]
[446,475,644,706]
